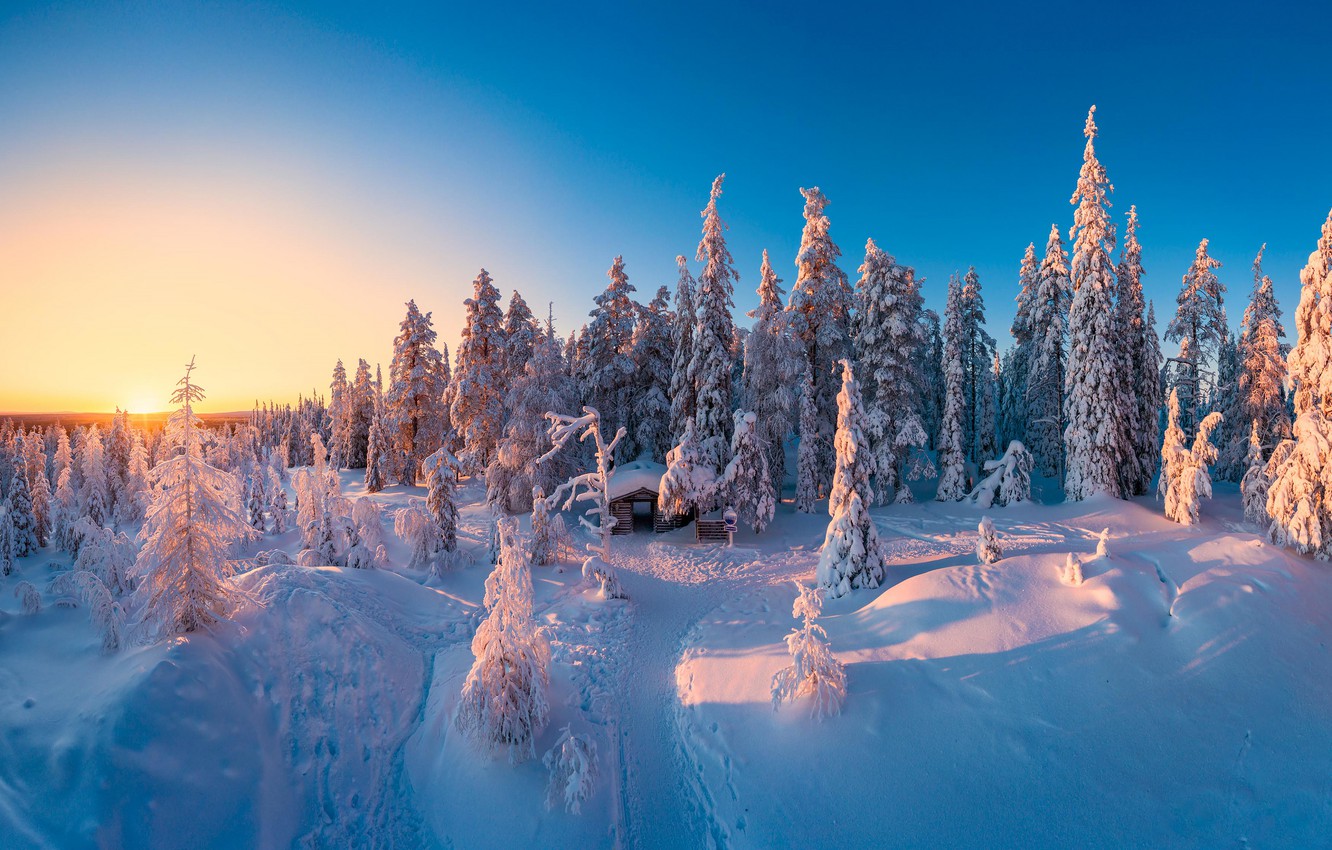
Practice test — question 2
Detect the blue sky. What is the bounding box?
[2,0,1329,409]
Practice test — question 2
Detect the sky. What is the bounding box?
[1,0,1329,413]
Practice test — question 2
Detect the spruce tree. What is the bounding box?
[364,369,391,494]
[816,360,885,598]
[691,174,739,485]
[348,359,376,469]
[1233,245,1290,456]
[795,363,821,513]
[1001,243,1039,446]
[79,425,111,527]
[936,274,968,501]
[723,410,775,533]
[743,249,800,504]
[387,300,450,485]
[667,256,698,446]
[503,289,539,388]
[451,269,508,474]
[1116,207,1160,495]
[631,286,675,463]
[853,239,927,503]
[1063,105,1124,500]
[1166,238,1227,437]
[1266,210,1332,556]
[7,433,38,557]
[581,256,637,453]
[960,266,997,461]
[1028,224,1072,477]
[788,187,852,502]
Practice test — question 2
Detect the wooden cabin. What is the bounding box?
[606,461,682,535]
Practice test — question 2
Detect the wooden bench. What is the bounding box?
[695,520,728,544]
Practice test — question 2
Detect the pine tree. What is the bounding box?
[723,411,775,533]
[691,174,739,488]
[1266,210,1332,557]
[631,286,675,463]
[936,274,968,501]
[450,269,507,474]
[743,249,800,503]
[133,359,255,637]
[853,239,928,504]
[1166,239,1227,437]
[816,360,885,598]
[387,300,450,485]
[1027,224,1072,477]
[668,256,698,447]
[788,187,852,503]
[1063,106,1124,500]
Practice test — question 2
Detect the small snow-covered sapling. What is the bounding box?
[1062,553,1084,586]
[976,516,1003,564]
[543,725,598,814]
[771,582,847,720]
[1095,528,1110,559]
[14,581,41,615]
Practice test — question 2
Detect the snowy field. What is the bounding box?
[2,471,1330,849]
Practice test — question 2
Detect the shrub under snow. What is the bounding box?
[14,581,41,614]
[967,440,1034,508]
[771,582,846,721]
[543,725,599,814]
[976,517,1002,564]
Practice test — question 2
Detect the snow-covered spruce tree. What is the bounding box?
[456,516,551,764]
[976,516,1002,564]
[658,419,714,521]
[267,468,289,534]
[541,407,628,599]
[936,275,969,501]
[1027,224,1072,477]
[364,380,391,494]
[74,522,135,597]
[424,447,460,557]
[1001,243,1039,446]
[1163,410,1223,526]
[770,582,846,720]
[920,308,945,447]
[1241,421,1271,524]
[327,359,351,469]
[668,256,698,447]
[450,269,507,474]
[117,435,150,524]
[1266,210,1332,556]
[0,505,13,577]
[967,440,1034,508]
[1165,239,1226,438]
[1115,206,1159,496]
[1063,105,1123,500]
[26,435,52,547]
[1213,329,1244,480]
[853,239,928,504]
[133,359,255,638]
[691,174,739,490]
[78,424,111,527]
[543,726,598,814]
[816,360,885,598]
[581,257,638,457]
[960,266,998,461]
[1158,388,1187,502]
[6,434,39,557]
[502,289,539,391]
[743,249,800,502]
[488,325,580,512]
[246,472,266,533]
[105,409,133,518]
[1233,245,1290,457]
[631,285,675,464]
[387,300,450,485]
[347,359,376,469]
[794,363,821,513]
[723,411,775,533]
[787,187,852,505]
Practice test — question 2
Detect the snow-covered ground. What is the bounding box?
[2,472,1330,849]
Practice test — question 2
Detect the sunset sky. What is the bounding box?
[2,1,1329,413]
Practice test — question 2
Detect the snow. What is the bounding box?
[606,459,667,502]
[4,466,1332,848]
